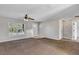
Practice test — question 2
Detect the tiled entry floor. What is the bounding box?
[0,38,79,55]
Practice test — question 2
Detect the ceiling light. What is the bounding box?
[24,18,29,21]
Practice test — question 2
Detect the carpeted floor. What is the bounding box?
[0,38,79,55]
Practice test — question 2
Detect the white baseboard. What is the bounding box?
[63,37,72,40]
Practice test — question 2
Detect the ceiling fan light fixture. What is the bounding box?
[24,18,29,21]
[24,14,34,21]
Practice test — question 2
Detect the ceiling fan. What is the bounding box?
[24,14,35,21]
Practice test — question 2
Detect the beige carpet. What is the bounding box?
[0,38,79,55]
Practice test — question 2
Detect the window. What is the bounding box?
[9,23,24,36]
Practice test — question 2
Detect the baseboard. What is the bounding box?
[0,36,62,43]
[63,37,72,40]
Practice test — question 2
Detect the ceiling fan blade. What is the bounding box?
[28,17,34,20]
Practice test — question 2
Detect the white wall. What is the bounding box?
[0,16,75,42]
[24,21,38,37]
[0,18,8,41]
[39,20,60,40]
[59,20,63,39]
[0,17,38,42]
[63,20,72,39]
[77,21,79,38]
